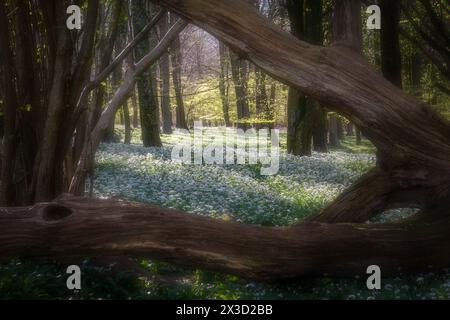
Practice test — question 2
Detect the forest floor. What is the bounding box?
[1,127,449,299]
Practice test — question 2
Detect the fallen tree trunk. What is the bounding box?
[1,195,449,281]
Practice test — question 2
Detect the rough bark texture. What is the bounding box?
[34,0,80,202]
[230,50,250,129]
[132,1,163,147]
[285,0,305,155]
[159,12,173,134]
[312,107,328,152]
[1,195,450,281]
[0,1,18,206]
[255,68,268,115]
[170,31,188,129]
[331,0,362,147]
[379,0,403,88]
[328,114,339,147]
[218,42,231,127]
[286,0,326,156]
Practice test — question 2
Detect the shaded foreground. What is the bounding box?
[1,194,450,281]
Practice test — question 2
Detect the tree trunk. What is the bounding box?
[255,68,268,115]
[287,89,304,155]
[132,1,162,147]
[409,50,423,96]
[218,42,231,127]
[34,1,76,202]
[170,31,188,129]
[306,0,327,153]
[331,0,363,147]
[379,0,403,88]
[123,102,132,144]
[285,0,305,155]
[337,118,344,141]
[355,128,361,145]
[269,82,276,106]
[286,0,325,156]
[159,12,173,134]
[1,195,450,281]
[229,50,250,129]
[132,88,139,128]
[328,114,339,147]
[346,122,354,136]
[0,1,19,206]
[312,107,328,152]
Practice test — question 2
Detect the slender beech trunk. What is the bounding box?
[170,30,188,129]
[132,1,162,147]
[332,0,364,146]
[328,115,339,147]
[218,42,231,127]
[230,50,250,129]
[255,68,268,115]
[286,0,305,155]
[0,2,18,206]
[132,89,139,128]
[159,12,173,134]
[123,102,132,144]
[379,0,403,88]
[286,0,326,155]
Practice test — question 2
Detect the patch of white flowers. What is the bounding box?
[89,131,448,299]
[92,138,377,225]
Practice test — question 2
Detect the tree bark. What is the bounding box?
[218,42,231,127]
[285,0,305,155]
[1,195,450,281]
[123,102,132,144]
[379,0,403,88]
[286,0,326,156]
[170,31,188,129]
[312,107,328,152]
[131,1,163,147]
[159,12,173,134]
[34,0,78,202]
[355,128,362,145]
[331,0,363,147]
[255,68,268,115]
[0,1,18,206]
[337,117,344,140]
[230,50,250,129]
[328,114,339,147]
[132,89,139,128]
